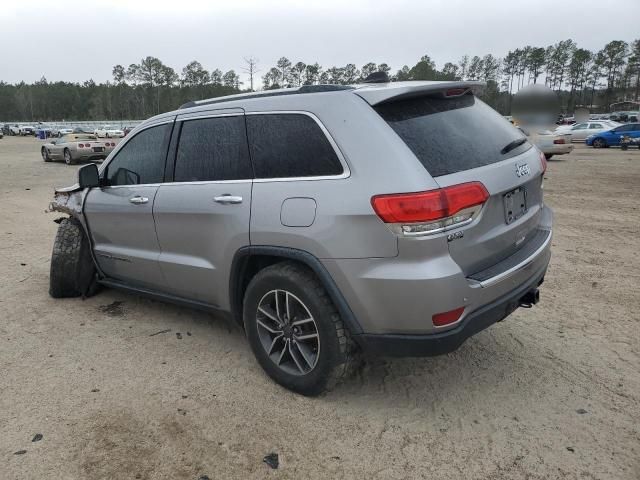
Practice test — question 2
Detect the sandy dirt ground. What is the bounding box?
[1,136,639,479]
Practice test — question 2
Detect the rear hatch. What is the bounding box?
[373,90,546,275]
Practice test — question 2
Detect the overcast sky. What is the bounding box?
[1,0,639,87]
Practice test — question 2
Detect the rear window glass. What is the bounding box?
[246,113,343,179]
[375,94,529,177]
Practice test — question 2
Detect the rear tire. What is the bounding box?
[64,149,75,165]
[50,218,98,298]
[243,262,356,396]
[592,138,606,148]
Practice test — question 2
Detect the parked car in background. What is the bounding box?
[123,126,135,136]
[555,120,620,142]
[1,124,11,135]
[94,125,124,138]
[72,126,95,134]
[0,130,3,139]
[586,123,640,148]
[41,134,117,165]
[9,125,20,135]
[556,115,575,125]
[19,125,36,136]
[520,127,573,159]
[609,111,639,123]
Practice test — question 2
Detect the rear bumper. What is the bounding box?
[356,262,547,357]
[544,144,573,155]
[77,154,108,161]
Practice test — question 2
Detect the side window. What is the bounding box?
[105,124,170,186]
[173,116,252,182]
[246,113,343,179]
[572,123,587,130]
[589,123,603,129]
[614,125,633,133]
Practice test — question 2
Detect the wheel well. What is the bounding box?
[231,254,291,326]
[229,248,363,335]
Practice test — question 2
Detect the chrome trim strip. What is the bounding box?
[176,111,245,121]
[157,179,252,187]
[396,216,475,237]
[476,229,552,288]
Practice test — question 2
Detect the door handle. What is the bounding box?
[214,195,243,205]
[129,196,149,205]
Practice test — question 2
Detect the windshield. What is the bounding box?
[375,94,529,177]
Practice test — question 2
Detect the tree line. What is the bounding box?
[0,38,638,122]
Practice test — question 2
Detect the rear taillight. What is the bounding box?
[553,138,565,144]
[371,182,489,236]
[432,307,465,327]
[78,143,84,148]
[539,151,547,175]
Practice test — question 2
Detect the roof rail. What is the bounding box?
[178,84,354,110]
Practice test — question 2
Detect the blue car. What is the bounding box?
[586,123,640,148]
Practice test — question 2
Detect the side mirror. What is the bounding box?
[78,163,100,189]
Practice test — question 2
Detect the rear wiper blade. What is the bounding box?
[501,137,528,155]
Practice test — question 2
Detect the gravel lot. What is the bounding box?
[1,136,639,479]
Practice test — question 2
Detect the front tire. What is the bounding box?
[41,147,51,162]
[49,218,98,298]
[243,262,355,396]
[592,138,606,148]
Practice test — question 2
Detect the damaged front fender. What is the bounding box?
[48,183,105,278]
[48,183,83,218]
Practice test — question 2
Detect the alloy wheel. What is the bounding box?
[256,289,320,376]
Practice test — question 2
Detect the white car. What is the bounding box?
[54,127,74,137]
[555,121,620,142]
[519,127,573,159]
[94,125,124,138]
[19,125,36,136]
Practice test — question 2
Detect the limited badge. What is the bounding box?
[447,230,464,242]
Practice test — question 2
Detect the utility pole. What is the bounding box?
[243,56,260,91]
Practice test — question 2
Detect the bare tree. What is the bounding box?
[242,56,260,91]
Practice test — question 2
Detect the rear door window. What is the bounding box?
[246,113,343,179]
[374,94,529,177]
[173,116,252,182]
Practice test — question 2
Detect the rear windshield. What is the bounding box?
[375,94,529,177]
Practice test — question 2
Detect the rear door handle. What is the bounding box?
[214,195,243,205]
[129,196,149,205]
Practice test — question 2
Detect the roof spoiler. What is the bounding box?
[354,81,485,106]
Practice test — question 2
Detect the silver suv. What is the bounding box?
[49,80,552,395]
